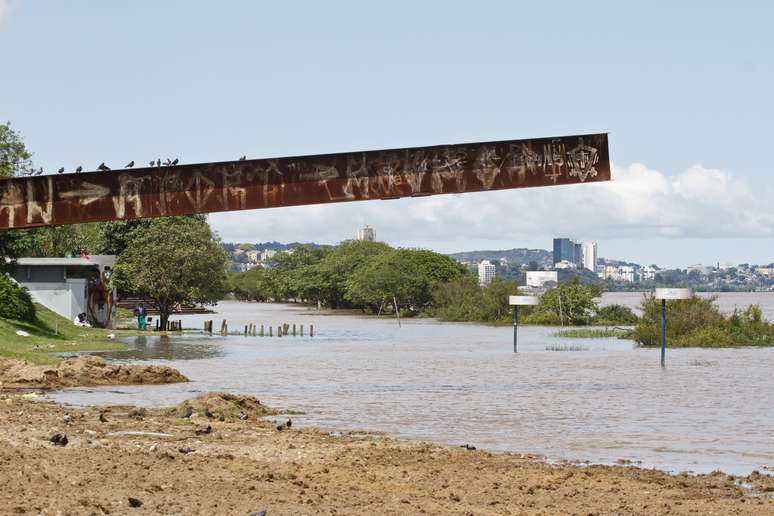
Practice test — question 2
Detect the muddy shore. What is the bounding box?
[1,388,772,515]
[0,356,188,389]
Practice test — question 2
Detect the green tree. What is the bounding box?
[532,279,603,325]
[431,275,484,321]
[0,122,34,178]
[96,219,155,255]
[113,217,228,328]
[0,123,37,271]
[309,240,391,308]
[346,248,467,313]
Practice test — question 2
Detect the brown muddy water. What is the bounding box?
[48,295,774,475]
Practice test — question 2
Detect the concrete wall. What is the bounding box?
[21,279,87,322]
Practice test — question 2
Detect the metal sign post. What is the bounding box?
[653,288,692,367]
[509,295,539,353]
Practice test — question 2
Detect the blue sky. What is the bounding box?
[1,1,772,267]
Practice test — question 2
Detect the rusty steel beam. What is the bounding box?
[0,133,609,230]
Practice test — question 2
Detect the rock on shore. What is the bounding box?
[0,356,188,389]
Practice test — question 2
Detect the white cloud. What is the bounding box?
[208,163,774,246]
[0,0,13,28]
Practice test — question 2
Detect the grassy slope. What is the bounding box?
[0,304,133,365]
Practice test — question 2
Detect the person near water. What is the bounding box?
[133,304,147,330]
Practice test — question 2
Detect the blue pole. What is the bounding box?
[660,299,667,367]
[513,306,519,353]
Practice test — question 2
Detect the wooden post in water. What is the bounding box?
[310,324,314,337]
[244,325,248,336]
[300,324,304,336]
[292,324,296,336]
[260,324,264,337]
[269,326,273,337]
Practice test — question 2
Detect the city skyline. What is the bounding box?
[2,2,773,267]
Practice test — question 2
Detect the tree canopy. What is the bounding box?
[0,122,33,178]
[113,217,228,327]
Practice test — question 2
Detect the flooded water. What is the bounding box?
[49,295,774,475]
[600,291,774,319]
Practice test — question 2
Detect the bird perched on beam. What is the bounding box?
[239,155,246,161]
[34,168,43,175]
[156,158,161,167]
[148,160,154,167]
[171,158,179,165]
[126,160,134,168]
[75,166,82,173]
[98,163,110,171]
[57,167,65,174]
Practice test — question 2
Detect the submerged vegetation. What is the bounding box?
[554,328,630,339]
[632,294,774,348]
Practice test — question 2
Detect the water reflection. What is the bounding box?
[95,334,223,361]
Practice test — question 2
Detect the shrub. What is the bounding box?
[520,310,562,326]
[632,294,774,347]
[0,274,36,322]
[593,304,638,325]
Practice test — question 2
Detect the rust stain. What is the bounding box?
[0,133,610,230]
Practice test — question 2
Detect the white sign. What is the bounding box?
[654,288,692,300]
[509,295,539,306]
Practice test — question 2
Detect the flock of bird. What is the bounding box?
[19,155,248,177]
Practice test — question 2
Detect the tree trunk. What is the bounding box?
[159,308,170,331]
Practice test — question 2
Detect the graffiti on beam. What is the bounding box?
[0,133,610,229]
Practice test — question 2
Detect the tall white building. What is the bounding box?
[357,224,375,241]
[581,241,597,272]
[478,260,496,286]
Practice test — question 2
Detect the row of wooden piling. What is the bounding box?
[155,319,183,332]
[203,320,313,337]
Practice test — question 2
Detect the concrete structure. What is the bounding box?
[526,270,558,288]
[641,265,657,281]
[357,224,375,242]
[553,238,577,266]
[598,264,638,282]
[554,237,596,270]
[581,241,597,272]
[478,260,496,285]
[554,260,577,270]
[260,249,277,261]
[8,256,117,328]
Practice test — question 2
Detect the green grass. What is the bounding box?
[0,304,134,365]
[554,328,632,339]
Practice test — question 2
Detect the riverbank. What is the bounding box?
[0,304,154,364]
[1,393,772,515]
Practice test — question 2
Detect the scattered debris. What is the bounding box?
[460,444,476,451]
[128,497,143,508]
[178,447,194,455]
[99,412,108,423]
[15,330,30,337]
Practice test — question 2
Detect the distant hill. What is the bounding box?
[447,248,552,266]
